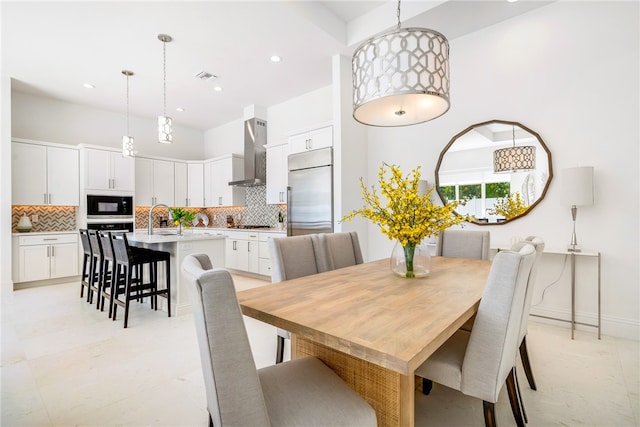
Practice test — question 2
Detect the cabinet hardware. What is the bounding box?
[46,246,50,257]
[44,193,48,204]
[48,193,52,204]
[51,246,55,257]
[233,241,237,250]
[218,196,222,206]
[43,238,57,241]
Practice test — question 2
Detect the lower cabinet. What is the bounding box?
[224,230,285,276]
[13,233,79,283]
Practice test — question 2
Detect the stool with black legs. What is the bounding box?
[110,233,171,328]
[87,229,112,308]
[97,230,126,317]
[79,229,94,301]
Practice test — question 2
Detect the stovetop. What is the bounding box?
[230,225,272,229]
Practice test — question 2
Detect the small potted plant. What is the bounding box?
[277,211,285,230]
[169,207,196,235]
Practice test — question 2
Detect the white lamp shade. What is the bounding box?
[562,166,594,206]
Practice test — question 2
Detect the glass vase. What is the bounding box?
[177,222,183,236]
[390,240,431,278]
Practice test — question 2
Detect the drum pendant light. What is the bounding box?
[352,0,451,127]
[493,125,536,173]
[121,70,135,157]
[158,33,173,144]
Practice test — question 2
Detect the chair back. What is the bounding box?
[461,244,536,403]
[110,233,131,267]
[79,229,92,256]
[318,232,364,270]
[98,231,114,262]
[268,234,327,283]
[511,236,545,343]
[88,229,103,259]
[182,254,270,427]
[437,229,490,260]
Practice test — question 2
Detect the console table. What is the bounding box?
[494,246,601,339]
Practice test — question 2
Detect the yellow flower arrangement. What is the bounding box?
[342,163,469,277]
[487,192,528,220]
[169,207,196,233]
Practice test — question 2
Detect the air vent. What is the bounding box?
[194,70,218,81]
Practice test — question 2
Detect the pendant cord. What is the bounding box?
[162,39,167,116]
[126,74,130,135]
[396,0,402,30]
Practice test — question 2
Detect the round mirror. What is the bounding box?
[435,120,553,225]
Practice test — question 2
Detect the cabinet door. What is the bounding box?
[188,163,204,207]
[110,152,135,191]
[12,142,48,205]
[50,243,78,278]
[19,245,50,282]
[84,148,112,191]
[135,158,155,206]
[153,160,175,206]
[214,157,245,207]
[288,132,310,154]
[247,237,260,274]
[47,147,79,205]
[225,239,249,271]
[174,162,188,207]
[308,126,333,150]
[210,161,224,206]
[266,144,288,204]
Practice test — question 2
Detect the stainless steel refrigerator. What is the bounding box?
[287,147,333,236]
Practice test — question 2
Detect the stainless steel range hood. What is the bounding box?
[229,117,267,187]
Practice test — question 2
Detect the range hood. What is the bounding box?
[229,117,267,187]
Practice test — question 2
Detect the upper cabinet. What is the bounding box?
[135,158,175,206]
[188,162,205,207]
[12,140,79,206]
[207,155,245,207]
[266,143,288,204]
[174,162,188,207]
[288,125,333,154]
[82,147,135,193]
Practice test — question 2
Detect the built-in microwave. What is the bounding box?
[86,195,133,219]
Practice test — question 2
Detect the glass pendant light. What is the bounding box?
[158,33,173,144]
[121,70,135,157]
[352,0,450,127]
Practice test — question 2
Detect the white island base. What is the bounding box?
[127,231,225,315]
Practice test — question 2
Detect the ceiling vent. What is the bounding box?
[194,70,218,82]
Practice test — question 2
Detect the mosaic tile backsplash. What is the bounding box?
[12,206,77,232]
[135,185,286,230]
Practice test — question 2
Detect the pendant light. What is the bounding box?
[121,70,135,157]
[352,0,450,127]
[158,33,173,144]
[493,125,536,173]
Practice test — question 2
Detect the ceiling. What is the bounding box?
[1,1,553,131]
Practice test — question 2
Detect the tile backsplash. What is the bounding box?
[12,206,77,232]
[135,185,286,229]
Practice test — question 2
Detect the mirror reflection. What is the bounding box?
[435,120,553,225]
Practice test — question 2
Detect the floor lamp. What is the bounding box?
[562,166,594,252]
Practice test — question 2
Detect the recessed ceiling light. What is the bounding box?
[176,107,185,112]
[213,86,223,92]
[270,55,281,63]
[83,83,95,89]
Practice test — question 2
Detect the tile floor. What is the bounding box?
[1,275,638,427]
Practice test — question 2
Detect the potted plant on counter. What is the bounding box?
[169,207,196,235]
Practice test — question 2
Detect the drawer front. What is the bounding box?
[19,233,78,246]
[259,231,286,242]
[226,230,249,240]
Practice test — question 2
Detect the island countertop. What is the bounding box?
[127,230,226,244]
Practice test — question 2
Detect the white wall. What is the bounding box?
[11,91,204,160]
[203,118,243,158]
[366,1,639,338]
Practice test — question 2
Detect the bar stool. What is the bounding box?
[110,233,171,328]
[97,230,125,318]
[79,229,93,301]
[87,229,110,308]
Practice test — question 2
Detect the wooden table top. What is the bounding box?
[237,256,491,376]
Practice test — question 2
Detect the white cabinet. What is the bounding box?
[174,162,189,207]
[258,232,285,276]
[207,155,246,207]
[266,143,288,204]
[135,158,175,206]
[224,230,261,274]
[82,147,135,192]
[12,141,79,206]
[288,125,333,154]
[12,233,79,283]
[188,162,205,207]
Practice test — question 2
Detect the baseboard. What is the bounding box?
[14,275,81,290]
[530,306,640,341]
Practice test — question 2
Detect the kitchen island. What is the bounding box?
[127,229,226,315]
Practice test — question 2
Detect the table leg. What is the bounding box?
[294,335,413,427]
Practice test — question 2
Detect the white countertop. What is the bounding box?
[12,230,77,236]
[127,230,227,244]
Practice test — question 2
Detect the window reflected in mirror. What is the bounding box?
[435,120,553,225]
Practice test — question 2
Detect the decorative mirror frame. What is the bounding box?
[435,119,553,225]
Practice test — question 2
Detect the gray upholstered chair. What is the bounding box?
[437,229,491,260]
[317,231,364,270]
[415,244,536,427]
[511,236,545,391]
[268,234,328,363]
[182,254,377,427]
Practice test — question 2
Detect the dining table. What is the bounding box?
[237,256,492,427]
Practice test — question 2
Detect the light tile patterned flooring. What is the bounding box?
[1,275,638,426]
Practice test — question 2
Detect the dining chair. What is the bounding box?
[415,244,536,427]
[317,231,364,270]
[268,234,328,363]
[511,236,545,391]
[181,254,377,427]
[437,229,490,260]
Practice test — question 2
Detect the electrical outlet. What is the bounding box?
[31,214,39,223]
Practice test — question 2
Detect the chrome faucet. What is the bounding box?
[148,204,170,235]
